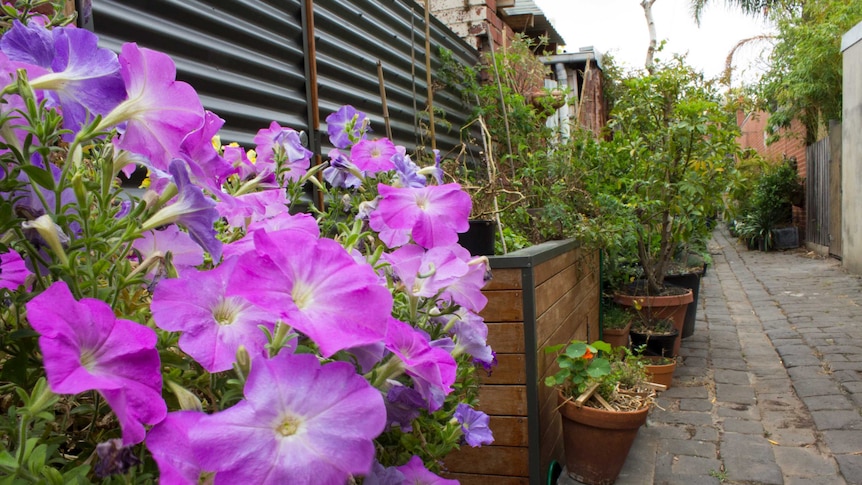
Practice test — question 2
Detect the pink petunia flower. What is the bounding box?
[350,138,396,175]
[383,244,469,299]
[190,352,386,484]
[25,281,165,445]
[231,229,392,357]
[396,455,459,484]
[151,256,276,373]
[384,318,456,411]
[369,183,471,249]
[97,43,204,172]
[439,251,490,313]
[0,249,32,291]
[145,411,206,485]
[253,121,312,182]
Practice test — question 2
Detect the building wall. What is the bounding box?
[736,111,808,237]
[417,0,515,51]
[841,21,862,274]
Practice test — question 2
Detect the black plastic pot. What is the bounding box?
[630,327,679,357]
[664,272,702,339]
[457,220,496,256]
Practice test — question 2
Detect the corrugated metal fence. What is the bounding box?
[90,0,479,156]
[806,137,830,246]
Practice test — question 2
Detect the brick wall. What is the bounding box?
[736,110,808,239]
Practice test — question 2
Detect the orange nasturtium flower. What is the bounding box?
[583,348,594,360]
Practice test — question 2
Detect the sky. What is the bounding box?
[532,0,775,84]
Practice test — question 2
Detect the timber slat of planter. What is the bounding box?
[477,385,528,416]
[445,474,530,485]
[481,290,524,321]
[443,240,600,484]
[482,267,523,290]
[485,322,526,353]
[482,354,526,385]
[488,416,529,447]
[443,445,529,476]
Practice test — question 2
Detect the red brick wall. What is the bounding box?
[736,110,808,239]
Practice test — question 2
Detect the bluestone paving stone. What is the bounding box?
[836,455,862,485]
[809,410,862,430]
[773,446,842,477]
[801,394,856,411]
[793,378,844,397]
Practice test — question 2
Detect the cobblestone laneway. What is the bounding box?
[601,228,862,485]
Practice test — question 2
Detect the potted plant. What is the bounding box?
[628,301,681,357]
[602,302,633,349]
[544,340,658,485]
[578,56,739,349]
[640,354,677,390]
[438,34,590,253]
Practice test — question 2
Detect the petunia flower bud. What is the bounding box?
[166,380,203,412]
[21,214,69,265]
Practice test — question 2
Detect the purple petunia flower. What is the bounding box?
[365,461,406,485]
[190,352,386,484]
[450,309,494,366]
[384,383,425,432]
[97,43,204,172]
[325,105,368,149]
[141,160,222,261]
[430,148,444,184]
[454,403,494,447]
[0,249,32,291]
[0,21,125,136]
[384,318,456,411]
[369,183,472,249]
[151,256,277,372]
[25,281,166,445]
[323,148,362,189]
[231,228,392,357]
[145,411,205,485]
[350,138,396,176]
[391,147,427,188]
[396,455,459,484]
[132,224,204,277]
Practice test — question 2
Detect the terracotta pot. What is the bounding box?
[602,320,632,349]
[643,356,676,389]
[557,390,649,485]
[613,288,693,357]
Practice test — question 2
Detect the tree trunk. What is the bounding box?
[642,0,658,74]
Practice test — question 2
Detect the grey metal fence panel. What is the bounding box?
[91,0,478,155]
[806,137,830,246]
[312,0,476,153]
[92,0,308,147]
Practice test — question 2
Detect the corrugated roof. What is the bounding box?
[501,0,566,46]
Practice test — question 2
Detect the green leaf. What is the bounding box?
[586,358,611,378]
[0,450,18,470]
[564,342,587,359]
[20,165,55,190]
[544,343,565,354]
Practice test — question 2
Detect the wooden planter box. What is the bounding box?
[443,239,601,484]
